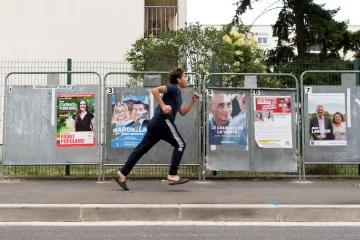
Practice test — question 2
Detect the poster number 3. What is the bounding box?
[106,87,114,94]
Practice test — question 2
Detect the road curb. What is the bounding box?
[1,204,360,222]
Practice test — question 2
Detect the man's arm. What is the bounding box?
[151,85,172,114]
[178,92,199,116]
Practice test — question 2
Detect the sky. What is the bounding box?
[187,0,360,26]
[308,93,346,114]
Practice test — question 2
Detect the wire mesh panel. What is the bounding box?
[102,71,202,180]
[300,70,360,180]
[2,72,102,166]
[203,73,300,180]
[0,60,68,145]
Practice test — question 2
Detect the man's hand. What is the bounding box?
[192,92,199,102]
[162,105,172,115]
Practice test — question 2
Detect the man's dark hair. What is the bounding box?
[169,68,184,84]
[134,101,145,107]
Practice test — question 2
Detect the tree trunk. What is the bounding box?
[293,3,307,58]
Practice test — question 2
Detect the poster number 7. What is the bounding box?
[305,87,312,94]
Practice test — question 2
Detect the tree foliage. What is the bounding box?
[125,22,267,86]
[233,0,360,67]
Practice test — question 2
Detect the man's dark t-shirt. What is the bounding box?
[152,84,182,123]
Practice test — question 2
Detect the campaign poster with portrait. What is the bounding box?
[208,91,247,146]
[110,93,150,148]
[308,93,346,146]
[254,96,292,148]
[56,94,95,147]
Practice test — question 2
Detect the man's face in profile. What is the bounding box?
[316,106,324,118]
[210,94,232,125]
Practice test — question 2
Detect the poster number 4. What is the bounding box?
[305,87,312,94]
[107,87,114,94]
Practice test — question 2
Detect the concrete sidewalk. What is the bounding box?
[0,178,360,222]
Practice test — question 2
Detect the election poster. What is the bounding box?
[56,94,95,147]
[110,92,150,148]
[308,93,346,146]
[208,91,247,146]
[254,96,292,148]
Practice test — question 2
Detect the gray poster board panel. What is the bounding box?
[3,85,100,165]
[303,84,360,163]
[251,89,297,172]
[205,89,251,171]
[105,87,199,165]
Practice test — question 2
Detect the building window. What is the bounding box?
[257,34,268,45]
[310,44,323,52]
[144,0,178,37]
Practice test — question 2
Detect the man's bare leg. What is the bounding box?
[116,169,127,182]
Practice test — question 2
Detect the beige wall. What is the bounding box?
[0,0,187,61]
[0,0,143,60]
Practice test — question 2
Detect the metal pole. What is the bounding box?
[101,72,108,182]
[65,59,72,176]
[354,60,359,86]
[0,161,3,181]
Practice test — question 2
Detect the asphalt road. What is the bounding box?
[1,223,360,240]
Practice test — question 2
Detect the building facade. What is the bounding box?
[0,0,187,60]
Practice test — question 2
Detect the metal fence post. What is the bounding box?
[210,64,217,177]
[352,61,360,176]
[65,58,72,176]
[211,59,217,87]
[354,60,359,86]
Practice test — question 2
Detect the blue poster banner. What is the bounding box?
[110,93,150,148]
[208,90,247,146]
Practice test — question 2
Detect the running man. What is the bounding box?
[113,68,199,190]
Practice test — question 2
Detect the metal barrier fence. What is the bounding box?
[202,73,301,181]
[2,69,360,181]
[0,72,102,181]
[300,70,360,181]
[101,71,202,181]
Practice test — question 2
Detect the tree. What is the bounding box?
[125,22,267,86]
[232,0,360,65]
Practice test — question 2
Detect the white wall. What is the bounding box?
[0,0,145,60]
[178,0,187,29]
